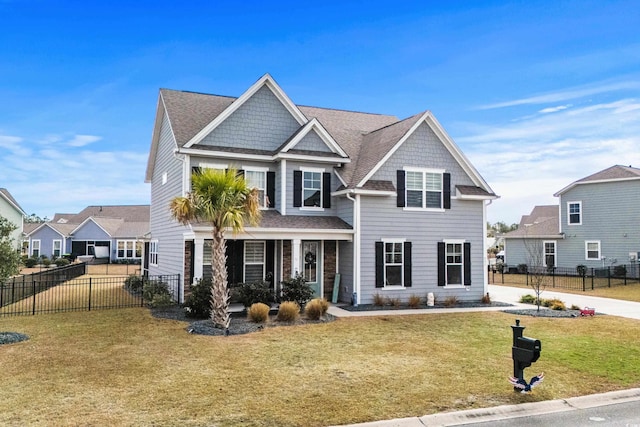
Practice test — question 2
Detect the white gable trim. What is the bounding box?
[280,118,349,158]
[183,74,308,149]
[145,94,178,183]
[69,217,113,238]
[177,146,349,165]
[356,112,494,195]
[0,192,26,216]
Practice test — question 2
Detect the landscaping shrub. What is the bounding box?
[143,279,172,305]
[280,274,314,306]
[544,298,566,311]
[571,304,581,311]
[247,302,270,323]
[24,257,37,268]
[304,298,327,320]
[517,264,528,274]
[481,292,491,304]
[276,301,300,322]
[124,274,145,295]
[408,294,421,308]
[444,296,458,307]
[150,293,174,308]
[576,264,587,276]
[40,256,51,267]
[388,297,402,307]
[183,278,212,319]
[613,265,627,278]
[519,294,536,304]
[235,280,275,308]
[373,293,385,307]
[54,258,70,267]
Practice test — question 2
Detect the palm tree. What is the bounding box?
[170,168,262,333]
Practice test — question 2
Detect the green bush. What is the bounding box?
[124,274,145,295]
[150,293,174,308]
[276,301,300,322]
[235,280,275,308]
[247,302,270,323]
[519,294,536,304]
[280,274,314,306]
[24,257,38,268]
[54,258,70,267]
[183,278,212,319]
[576,264,587,276]
[143,279,172,305]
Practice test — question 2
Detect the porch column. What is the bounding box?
[292,238,301,276]
[193,237,205,282]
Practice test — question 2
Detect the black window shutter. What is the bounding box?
[322,172,331,208]
[191,166,202,175]
[236,240,245,284]
[437,242,446,286]
[293,170,302,207]
[266,241,275,285]
[267,171,276,208]
[443,173,451,209]
[396,170,406,207]
[464,242,471,286]
[404,242,412,287]
[375,242,384,288]
[226,240,245,285]
[237,169,245,178]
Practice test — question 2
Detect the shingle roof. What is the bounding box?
[456,185,497,197]
[257,210,352,230]
[0,188,26,214]
[554,165,640,196]
[504,205,560,238]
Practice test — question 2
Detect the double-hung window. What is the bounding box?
[404,168,445,209]
[117,240,142,259]
[244,241,265,283]
[438,241,471,286]
[375,240,412,288]
[52,240,62,258]
[303,171,322,207]
[294,169,330,209]
[568,202,582,225]
[446,243,463,285]
[384,242,404,286]
[585,241,600,260]
[149,240,158,266]
[32,240,41,258]
[544,241,556,267]
[244,169,267,208]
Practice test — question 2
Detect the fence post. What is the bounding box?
[582,273,585,292]
[608,266,611,288]
[88,278,92,311]
[32,280,37,315]
[552,267,556,288]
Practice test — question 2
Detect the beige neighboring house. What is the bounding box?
[0,188,26,249]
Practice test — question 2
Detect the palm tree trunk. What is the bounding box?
[210,228,230,333]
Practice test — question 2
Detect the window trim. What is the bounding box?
[382,238,406,288]
[300,167,325,211]
[585,240,601,260]
[149,240,159,266]
[31,239,41,257]
[243,166,269,210]
[117,239,142,259]
[543,240,556,268]
[403,167,446,211]
[244,240,266,283]
[444,239,465,288]
[52,240,62,258]
[567,201,582,225]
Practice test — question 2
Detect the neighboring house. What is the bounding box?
[0,188,26,249]
[145,74,497,304]
[504,165,640,269]
[24,205,149,262]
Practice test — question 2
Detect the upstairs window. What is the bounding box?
[568,201,582,225]
[293,169,331,209]
[397,169,450,209]
[303,171,322,207]
[244,170,267,208]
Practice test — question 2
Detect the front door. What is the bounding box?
[302,241,321,297]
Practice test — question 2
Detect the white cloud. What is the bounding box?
[67,134,102,147]
[538,104,571,114]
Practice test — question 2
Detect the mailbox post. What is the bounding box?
[511,319,542,391]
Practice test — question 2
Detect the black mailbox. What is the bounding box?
[511,319,542,390]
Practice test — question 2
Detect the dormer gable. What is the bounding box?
[277,118,349,160]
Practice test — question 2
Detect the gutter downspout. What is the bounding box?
[484,199,493,296]
[346,190,360,306]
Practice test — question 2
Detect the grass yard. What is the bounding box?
[494,279,640,303]
[1,308,640,426]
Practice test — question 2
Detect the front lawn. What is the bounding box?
[1,308,639,426]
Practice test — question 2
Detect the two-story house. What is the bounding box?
[503,165,640,270]
[0,188,26,249]
[145,74,497,305]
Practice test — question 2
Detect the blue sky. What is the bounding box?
[1,1,639,224]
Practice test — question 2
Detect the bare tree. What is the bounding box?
[523,238,548,312]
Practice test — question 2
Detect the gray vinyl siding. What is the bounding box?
[503,238,539,269]
[294,131,333,153]
[148,113,190,280]
[285,160,338,216]
[335,195,354,226]
[0,197,23,248]
[358,122,485,304]
[199,85,300,152]
[29,227,65,258]
[557,180,640,268]
[369,123,476,187]
[73,221,110,240]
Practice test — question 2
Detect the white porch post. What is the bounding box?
[193,237,205,283]
[292,238,301,276]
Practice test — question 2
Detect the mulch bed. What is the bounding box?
[0,332,29,345]
[341,301,513,311]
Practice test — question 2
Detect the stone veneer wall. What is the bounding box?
[183,241,193,298]
[282,241,291,279]
[323,241,337,297]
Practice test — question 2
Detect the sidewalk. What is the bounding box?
[328,285,640,426]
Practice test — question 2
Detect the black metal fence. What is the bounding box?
[0,270,180,316]
[489,263,640,291]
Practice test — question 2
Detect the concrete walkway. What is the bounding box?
[328,285,640,426]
